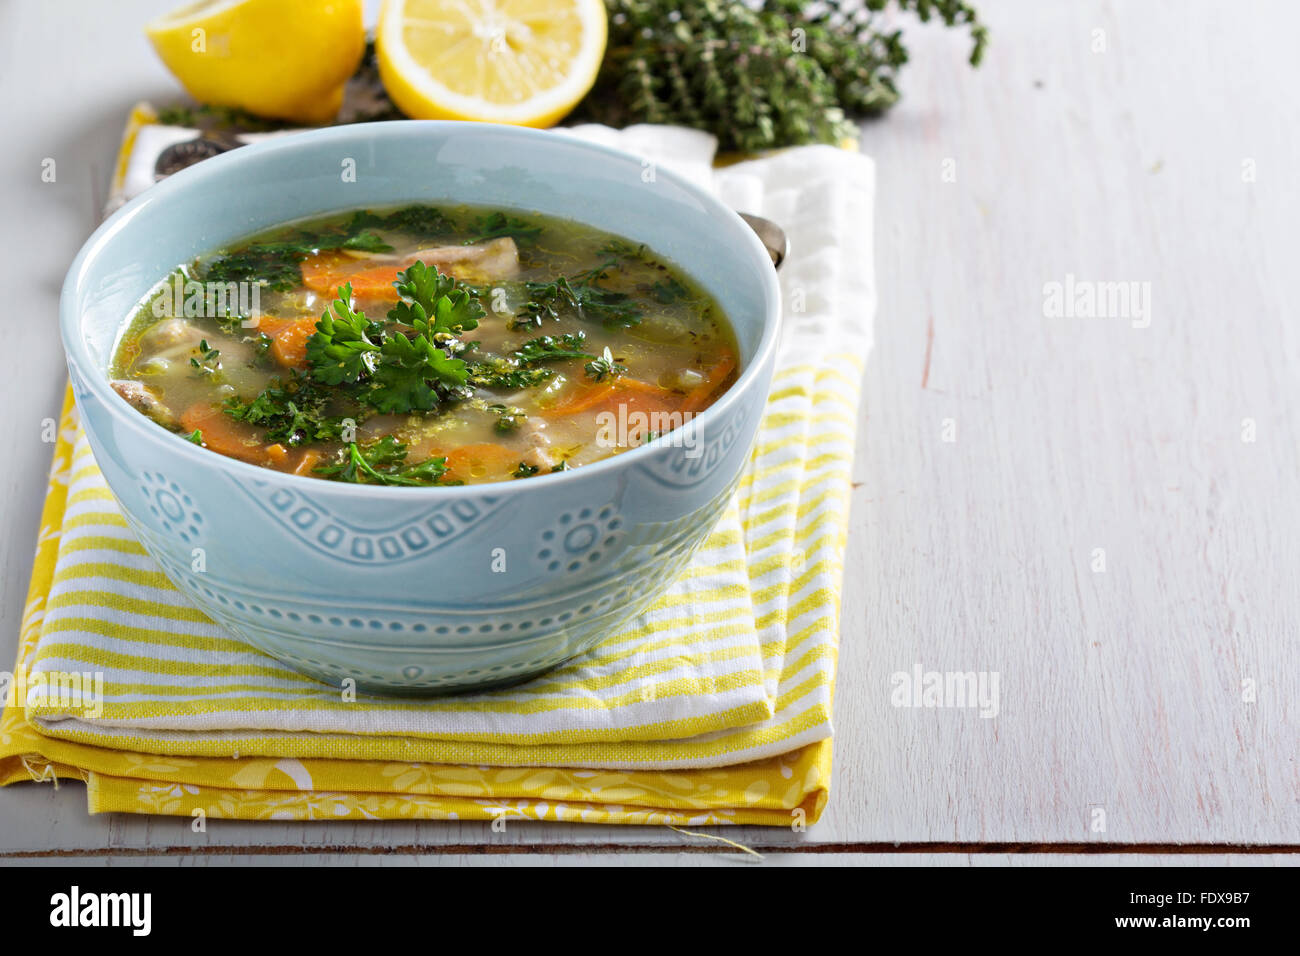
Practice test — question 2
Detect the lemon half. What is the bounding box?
[377,0,607,127]
[146,0,365,125]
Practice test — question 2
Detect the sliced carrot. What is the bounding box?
[681,349,738,413]
[267,318,318,370]
[249,315,295,337]
[291,449,324,476]
[543,377,678,418]
[299,252,351,296]
[544,381,617,416]
[442,443,519,482]
[180,403,272,466]
[301,252,403,301]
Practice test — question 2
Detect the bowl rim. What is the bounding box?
[60,120,783,499]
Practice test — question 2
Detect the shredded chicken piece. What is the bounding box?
[138,318,204,352]
[518,418,554,471]
[411,237,520,283]
[110,380,176,429]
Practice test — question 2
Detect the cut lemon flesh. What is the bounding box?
[377,0,607,127]
[145,0,365,125]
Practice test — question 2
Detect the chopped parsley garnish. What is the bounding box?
[465,359,556,390]
[202,224,393,292]
[465,211,543,245]
[185,429,203,445]
[313,436,448,487]
[345,206,457,241]
[512,259,642,330]
[487,404,527,433]
[223,377,349,446]
[305,261,481,415]
[513,461,540,479]
[514,332,593,364]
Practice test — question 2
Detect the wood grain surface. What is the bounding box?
[0,0,1295,861]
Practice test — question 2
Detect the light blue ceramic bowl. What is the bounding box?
[60,121,781,694]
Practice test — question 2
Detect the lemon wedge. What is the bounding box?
[377,0,607,127]
[145,0,365,125]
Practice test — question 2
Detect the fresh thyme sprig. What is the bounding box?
[575,0,987,152]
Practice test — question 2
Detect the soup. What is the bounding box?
[108,205,738,486]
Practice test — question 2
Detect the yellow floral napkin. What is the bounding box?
[0,108,873,824]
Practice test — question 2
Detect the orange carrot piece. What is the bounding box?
[300,252,351,296]
[268,318,318,370]
[543,377,678,418]
[180,403,271,466]
[249,315,295,337]
[301,253,402,301]
[681,349,738,413]
[543,382,617,416]
[291,449,323,476]
[443,443,519,482]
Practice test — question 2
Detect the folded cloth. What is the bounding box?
[0,107,874,824]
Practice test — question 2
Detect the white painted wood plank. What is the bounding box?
[843,0,1300,843]
[6,852,1298,867]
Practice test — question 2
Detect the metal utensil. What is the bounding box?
[739,212,789,270]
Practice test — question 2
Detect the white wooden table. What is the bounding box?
[1,0,1296,865]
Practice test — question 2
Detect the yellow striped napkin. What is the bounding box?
[0,113,874,825]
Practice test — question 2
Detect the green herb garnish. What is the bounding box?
[223,377,350,446]
[314,436,448,487]
[346,206,458,241]
[202,225,392,292]
[190,340,221,374]
[487,404,527,433]
[514,332,593,365]
[305,262,479,415]
[305,283,383,385]
[465,359,556,390]
[465,211,543,245]
[584,347,627,382]
[513,461,540,479]
[513,259,640,330]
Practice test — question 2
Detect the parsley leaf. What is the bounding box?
[306,283,381,385]
[370,332,468,413]
[305,264,478,415]
[513,461,540,479]
[314,437,448,487]
[390,260,483,336]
